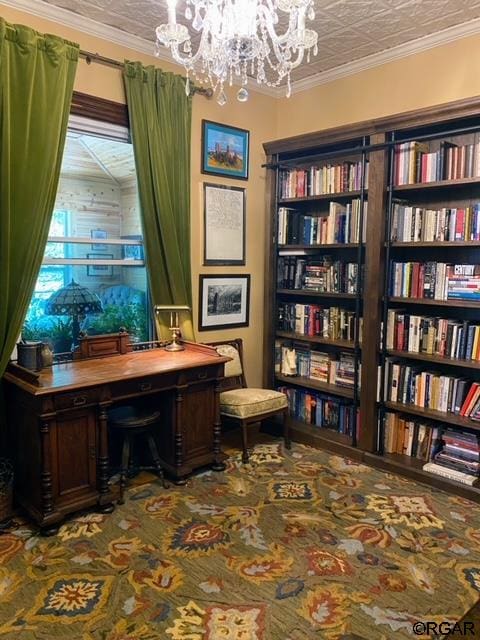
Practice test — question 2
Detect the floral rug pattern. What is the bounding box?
[1,442,480,639]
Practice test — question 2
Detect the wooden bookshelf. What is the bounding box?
[276,331,356,350]
[264,95,480,500]
[384,401,480,431]
[386,349,480,370]
[276,373,355,399]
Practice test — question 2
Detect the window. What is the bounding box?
[23,117,150,354]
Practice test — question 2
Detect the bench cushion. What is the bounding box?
[219,388,287,419]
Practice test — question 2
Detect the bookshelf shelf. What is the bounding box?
[390,241,480,248]
[279,243,362,250]
[388,297,480,309]
[386,349,480,370]
[384,401,480,431]
[277,289,358,300]
[364,452,480,499]
[276,373,355,399]
[390,177,480,192]
[288,417,353,447]
[276,331,357,350]
[278,190,364,204]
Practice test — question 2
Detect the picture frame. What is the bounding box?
[90,229,107,251]
[87,253,113,277]
[199,274,250,331]
[121,235,144,261]
[204,183,246,265]
[202,120,249,180]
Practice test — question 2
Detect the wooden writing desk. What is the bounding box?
[3,342,229,533]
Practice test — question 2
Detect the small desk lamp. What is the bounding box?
[154,305,190,352]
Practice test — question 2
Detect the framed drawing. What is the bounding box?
[199,274,250,331]
[202,120,249,180]
[204,183,245,265]
[87,253,113,277]
[90,229,107,251]
[121,235,144,260]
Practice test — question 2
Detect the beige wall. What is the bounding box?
[276,34,480,138]
[2,4,277,386]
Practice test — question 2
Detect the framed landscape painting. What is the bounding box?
[202,120,249,180]
[199,274,250,330]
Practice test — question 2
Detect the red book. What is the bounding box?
[418,264,425,298]
[455,209,466,240]
[411,263,420,298]
[460,382,479,416]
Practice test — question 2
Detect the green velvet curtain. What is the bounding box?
[0,19,78,377]
[123,62,194,340]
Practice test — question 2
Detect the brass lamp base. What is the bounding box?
[165,329,184,352]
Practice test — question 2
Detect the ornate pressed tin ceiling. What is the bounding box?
[10,0,480,89]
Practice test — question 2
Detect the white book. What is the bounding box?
[423,462,478,486]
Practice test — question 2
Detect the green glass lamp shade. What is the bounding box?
[45,280,103,316]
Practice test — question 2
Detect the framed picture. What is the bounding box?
[199,274,250,331]
[87,253,113,277]
[121,235,144,261]
[202,120,249,180]
[204,183,245,265]
[91,229,107,251]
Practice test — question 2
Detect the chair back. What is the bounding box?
[206,338,247,391]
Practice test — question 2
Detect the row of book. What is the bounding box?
[394,139,480,185]
[384,359,480,420]
[277,200,367,245]
[383,412,443,460]
[277,256,361,294]
[390,203,480,243]
[279,162,369,199]
[278,344,357,389]
[389,262,480,301]
[386,310,480,361]
[278,386,356,435]
[277,302,362,342]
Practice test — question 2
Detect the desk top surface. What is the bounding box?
[4,342,229,396]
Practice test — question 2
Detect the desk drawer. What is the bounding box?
[112,374,177,400]
[178,365,219,386]
[54,389,99,411]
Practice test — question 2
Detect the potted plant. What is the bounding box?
[48,317,73,354]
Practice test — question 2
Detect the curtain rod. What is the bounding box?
[80,49,213,98]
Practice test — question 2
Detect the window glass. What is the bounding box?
[22,124,150,354]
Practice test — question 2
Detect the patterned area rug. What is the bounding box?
[1,442,480,639]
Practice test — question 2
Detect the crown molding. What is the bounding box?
[3,0,480,101]
[290,16,480,95]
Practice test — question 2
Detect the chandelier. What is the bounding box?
[155,0,318,104]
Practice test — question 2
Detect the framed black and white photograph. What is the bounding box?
[90,228,107,251]
[121,235,144,261]
[199,274,250,330]
[87,253,113,277]
[204,183,245,265]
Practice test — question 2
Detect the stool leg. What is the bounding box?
[241,421,249,464]
[146,435,168,489]
[283,411,291,451]
[119,434,131,505]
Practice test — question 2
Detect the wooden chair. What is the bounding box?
[208,338,290,463]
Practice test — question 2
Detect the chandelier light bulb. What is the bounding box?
[155,0,318,105]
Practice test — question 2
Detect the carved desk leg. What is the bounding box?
[39,415,60,536]
[212,380,226,472]
[97,404,114,514]
[174,388,188,485]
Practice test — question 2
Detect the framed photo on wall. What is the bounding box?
[90,229,107,251]
[87,253,113,277]
[201,120,249,180]
[204,183,245,265]
[199,274,250,330]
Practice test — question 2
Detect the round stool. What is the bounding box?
[108,405,168,504]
